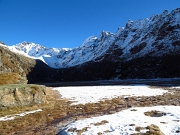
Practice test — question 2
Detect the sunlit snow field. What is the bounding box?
[0,85,179,134]
[53,85,180,135]
[53,85,168,105]
[59,106,180,135]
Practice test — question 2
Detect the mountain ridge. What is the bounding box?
[1,8,180,83]
[7,8,180,69]
[9,31,115,68]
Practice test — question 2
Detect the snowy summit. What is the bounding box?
[5,8,180,69]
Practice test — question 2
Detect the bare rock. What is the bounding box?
[0,84,46,110]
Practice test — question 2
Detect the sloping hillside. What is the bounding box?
[0,43,55,84]
[0,44,35,84]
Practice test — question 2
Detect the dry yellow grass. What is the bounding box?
[147,124,165,135]
[30,85,41,95]
[76,127,89,135]
[144,110,164,117]
[0,73,27,85]
[0,46,36,86]
[135,126,146,132]
[94,120,109,126]
[67,127,76,132]
[0,86,179,134]
[0,88,65,134]
[133,124,164,135]
[0,88,127,134]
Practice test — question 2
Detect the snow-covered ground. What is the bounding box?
[0,85,179,134]
[54,85,180,135]
[59,106,180,135]
[0,109,42,121]
[53,85,168,105]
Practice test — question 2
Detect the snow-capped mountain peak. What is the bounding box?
[81,36,98,47]
[8,30,115,68]
[100,31,114,42]
[15,42,45,53]
[12,41,61,57]
[6,8,180,69]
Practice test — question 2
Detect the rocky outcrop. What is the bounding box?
[0,84,46,110]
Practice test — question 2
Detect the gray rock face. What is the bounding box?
[0,84,46,110]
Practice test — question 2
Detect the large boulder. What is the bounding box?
[0,84,46,110]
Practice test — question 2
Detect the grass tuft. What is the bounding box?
[94,120,109,126]
[144,110,165,117]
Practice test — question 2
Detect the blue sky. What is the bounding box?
[0,0,179,48]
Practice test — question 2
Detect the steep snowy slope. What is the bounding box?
[9,8,180,69]
[113,9,180,60]
[10,31,114,68]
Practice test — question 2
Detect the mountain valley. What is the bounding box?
[1,8,180,83]
[0,8,180,135]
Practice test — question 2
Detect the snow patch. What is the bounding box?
[59,106,180,135]
[0,109,42,121]
[53,85,168,105]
